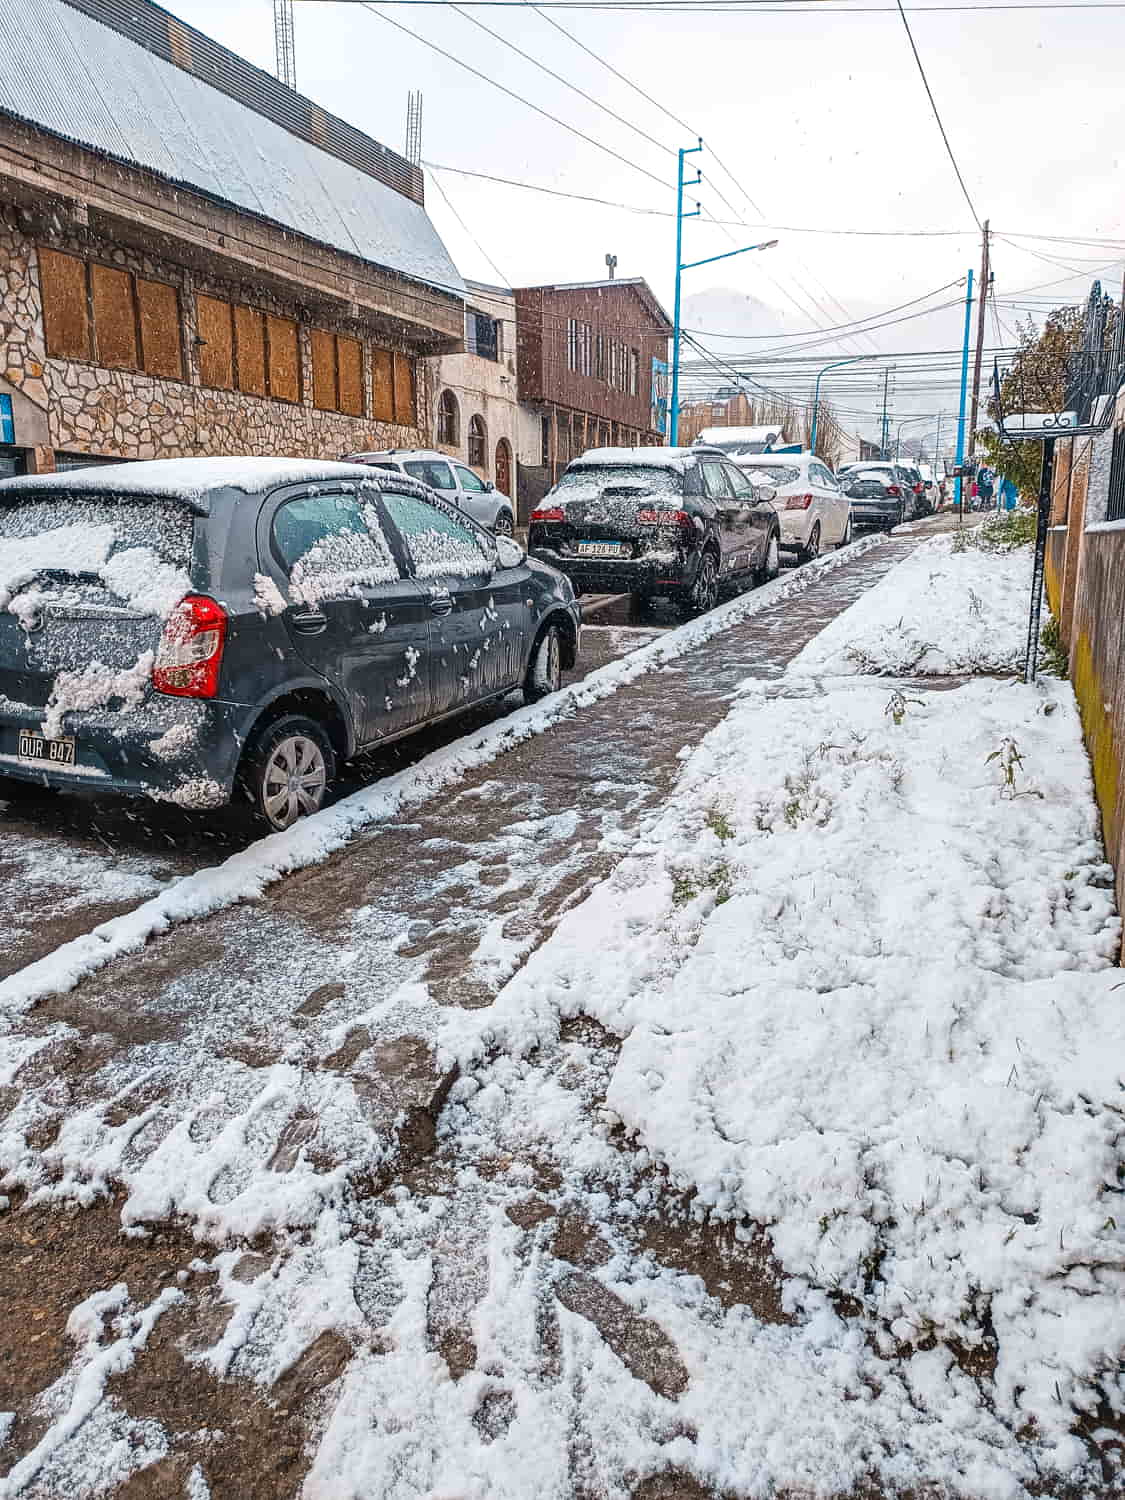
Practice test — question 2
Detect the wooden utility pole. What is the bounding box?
[967,220,991,463]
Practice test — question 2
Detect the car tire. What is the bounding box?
[243,714,335,832]
[525,622,563,702]
[798,523,821,565]
[493,510,515,537]
[755,530,781,585]
[838,514,853,549]
[678,549,720,618]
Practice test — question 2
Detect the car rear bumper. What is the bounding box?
[528,545,697,596]
[851,501,901,527]
[0,695,250,808]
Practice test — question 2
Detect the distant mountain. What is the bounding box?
[681,286,791,344]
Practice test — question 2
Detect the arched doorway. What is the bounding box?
[495,437,513,497]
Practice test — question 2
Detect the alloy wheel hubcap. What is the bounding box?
[495,516,514,536]
[263,734,327,829]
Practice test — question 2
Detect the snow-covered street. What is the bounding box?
[1,517,1122,1500]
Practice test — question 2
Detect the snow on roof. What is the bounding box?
[0,458,376,514]
[695,426,785,446]
[0,0,464,298]
[569,447,696,471]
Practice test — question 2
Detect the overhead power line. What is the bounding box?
[304,1,1125,11]
[892,0,981,229]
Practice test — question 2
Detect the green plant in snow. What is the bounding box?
[960,507,1038,553]
[987,736,1044,800]
[1039,613,1069,677]
[705,807,735,842]
[884,690,924,726]
[705,863,732,905]
[671,872,698,907]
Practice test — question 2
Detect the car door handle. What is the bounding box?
[289,609,327,634]
[429,595,453,616]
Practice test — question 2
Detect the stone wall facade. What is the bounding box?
[0,206,433,468]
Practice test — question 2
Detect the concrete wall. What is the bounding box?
[426,283,522,492]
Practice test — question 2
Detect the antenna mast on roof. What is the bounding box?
[405,92,423,166]
[274,0,297,89]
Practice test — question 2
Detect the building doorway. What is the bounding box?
[495,437,513,498]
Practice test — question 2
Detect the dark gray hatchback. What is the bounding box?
[0,458,580,829]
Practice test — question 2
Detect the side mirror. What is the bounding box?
[756,483,778,504]
[495,534,526,569]
[484,480,495,492]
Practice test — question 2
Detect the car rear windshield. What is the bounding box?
[744,465,799,485]
[555,466,681,497]
[700,439,768,456]
[0,493,194,618]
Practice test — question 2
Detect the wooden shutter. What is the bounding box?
[310,328,338,411]
[38,249,91,360]
[266,315,299,403]
[337,336,363,417]
[234,305,266,397]
[91,264,138,370]
[136,278,182,379]
[371,348,394,422]
[392,354,415,426]
[197,295,233,390]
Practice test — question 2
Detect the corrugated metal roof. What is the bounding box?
[0,0,465,299]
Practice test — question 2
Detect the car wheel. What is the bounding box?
[525,623,563,702]
[838,514,853,549]
[799,523,821,564]
[493,511,515,537]
[679,549,720,618]
[756,530,781,584]
[244,715,335,832]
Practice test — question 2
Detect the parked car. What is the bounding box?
[898,464,932,517]
[345,449,516,535]
[838,462,915,529]
[0,458,579,830]
[732,452,852,561]
[527,447,782,615]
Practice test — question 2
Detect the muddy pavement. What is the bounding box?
[0,527,964,1498]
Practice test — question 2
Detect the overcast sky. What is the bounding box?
[171,0,1125,437]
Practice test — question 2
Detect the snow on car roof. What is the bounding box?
[569,447,699,472]
[0,458,378,514]
[694,425,783,445]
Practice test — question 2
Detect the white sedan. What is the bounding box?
[734,453,852,562]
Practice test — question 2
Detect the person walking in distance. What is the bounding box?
[977,464,996,510]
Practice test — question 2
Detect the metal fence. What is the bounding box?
[1106,425,1125,522]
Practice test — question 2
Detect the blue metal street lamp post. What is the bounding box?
[809,356,875,458]
[669,141,777,446]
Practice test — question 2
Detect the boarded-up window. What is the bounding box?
[38,249,91,360]
[136,278,181,379]
[392,353,415,426]
[337,336,363,417]
[371,348,394,423]
[234,305,266,397]
[197,295,233,390]
[91,264,138,370]
[266,315,299,403]
[310,328,338,411]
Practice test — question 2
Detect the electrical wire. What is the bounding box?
[892,0,981,229]
[423,166,512,284]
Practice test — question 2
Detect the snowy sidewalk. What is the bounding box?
[2,519,1123,1500]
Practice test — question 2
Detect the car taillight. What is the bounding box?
[531,506,565,523]
[913,483,924,494]
[785,493,814,510]
[153,595,227,698]
[886,484,901,497]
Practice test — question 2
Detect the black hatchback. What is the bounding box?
[527,448,782,615]
[0,458,580,829]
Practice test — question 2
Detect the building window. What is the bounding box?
[39,248,184,379]
[372,349,416,426]
[581,323,592,376]
[468,414,487,469]
[541,415,551,466]
[310,328,364,416]
[467,309,500,362]
[438,388,460,446]
[595,334,606,382]
[566,318,580,372]
[629,349,639,397]
[197,294,301,402]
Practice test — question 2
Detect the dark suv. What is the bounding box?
[0,458,579,829]
[527,448,781,614]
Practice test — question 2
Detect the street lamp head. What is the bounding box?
[760,240,779,251]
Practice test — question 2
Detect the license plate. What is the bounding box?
[576,540,624,558]
[17,730,76,767]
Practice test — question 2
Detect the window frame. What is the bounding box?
[437,388,460,447]
[467,415,487,471]
[269,486,402,587]
[38,247,187,382]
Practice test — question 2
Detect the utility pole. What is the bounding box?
[967,220,991,465]
[954,268,974,519]
[880,369,891,459]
